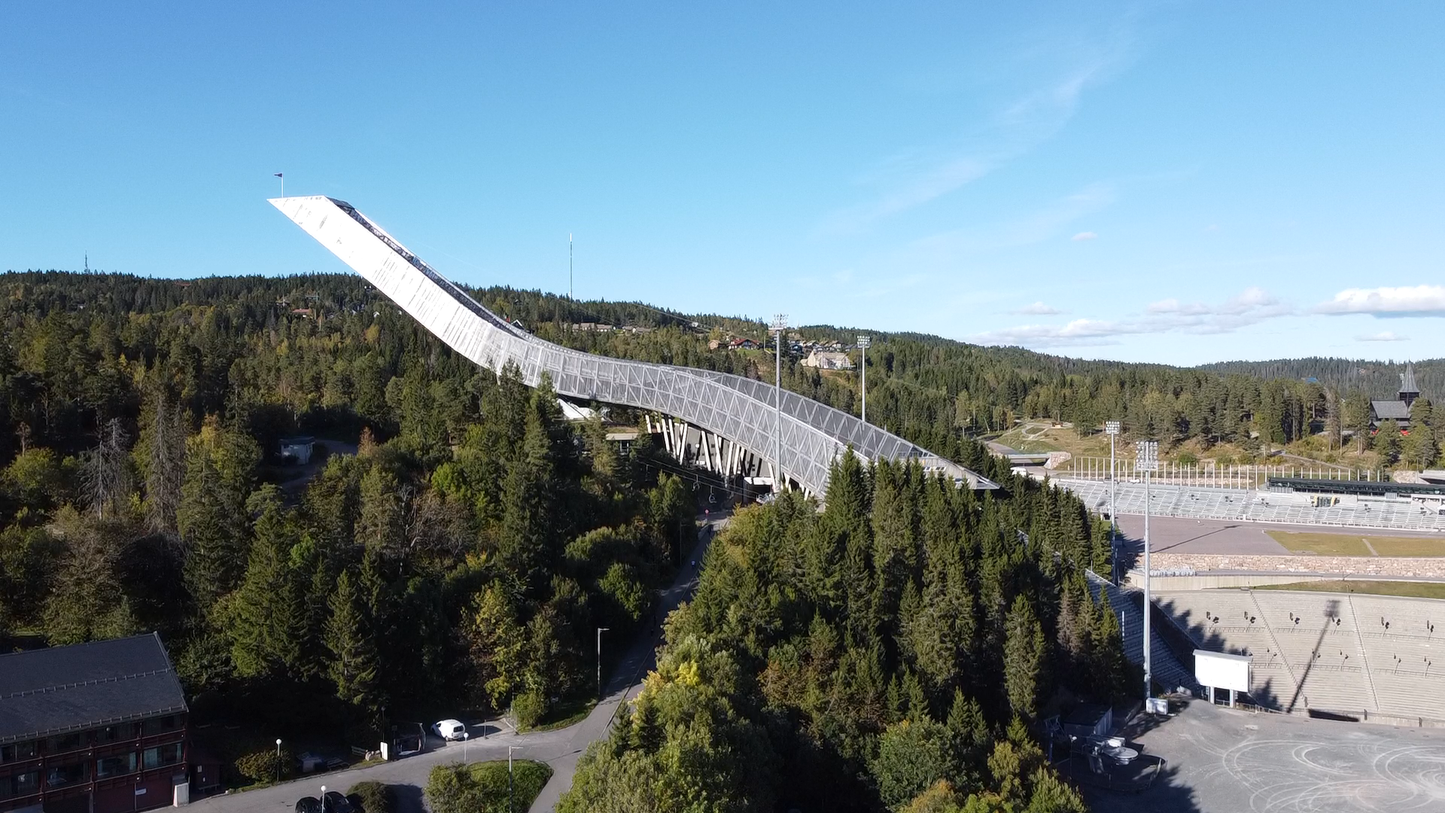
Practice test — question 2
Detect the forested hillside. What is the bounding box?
[560,456,1125,812]
[0,268,1433,809]
[0,270,696,754]
[1199,356,1444,401]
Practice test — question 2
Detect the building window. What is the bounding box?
[97,753,138,778]
[46,762,88,788]
[1,741,39,763]
[46,732,84,754]
[141,716,178,736]
[1,770,41,799]
[142,743,181,770]
[95,724,133,744]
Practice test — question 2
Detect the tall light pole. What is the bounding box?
[1105,421,1120,582]
[596,627,609,701]
[771,314,788,491]
[1135,439,1159,706]
[857,335,871,424]
[275,739,282,784]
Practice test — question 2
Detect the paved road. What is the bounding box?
[188,514,723,813]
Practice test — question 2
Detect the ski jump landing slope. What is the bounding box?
[270,196,997,496]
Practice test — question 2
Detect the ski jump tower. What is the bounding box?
[270,196,997,497]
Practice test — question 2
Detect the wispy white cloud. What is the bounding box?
[1015,301,1065,315]
[974,286,1294,348]
[901,183,1116,264]
[1315,285,1445,318]
[1357,331,1409,342]
[820,25,1137,233]
[1071,231,1097,241]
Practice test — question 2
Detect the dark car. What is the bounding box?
[323,791,354,813]
[295,797,322,813]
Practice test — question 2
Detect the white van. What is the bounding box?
[431,719,466,741]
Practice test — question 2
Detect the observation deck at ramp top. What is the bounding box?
[269,195,998,497]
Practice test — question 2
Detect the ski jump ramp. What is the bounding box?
[271,196,997,496]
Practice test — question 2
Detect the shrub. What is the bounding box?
[234,747,292,783]
[1176,451,1198,466]
[347,781,393,813]
[512,688,547,729]
[426,761,553,813]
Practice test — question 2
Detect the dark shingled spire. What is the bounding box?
[1400,362,1419,407]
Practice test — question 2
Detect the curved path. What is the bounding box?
[189,516,723,813]
[269,196,996,496]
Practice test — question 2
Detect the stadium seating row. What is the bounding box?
[1057,479,1445,533]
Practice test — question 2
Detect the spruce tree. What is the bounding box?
[357,464,405,554]
[325,569,383,726]
[179,421,258,612]
[223,486,302,677]
[1003,595,1046,721]
[1091,589,1128,701]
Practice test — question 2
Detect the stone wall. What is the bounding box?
[1145,552,1445,580]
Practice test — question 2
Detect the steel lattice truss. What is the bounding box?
[271,196,998,495]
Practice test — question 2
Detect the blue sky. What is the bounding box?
[3,2,1443,365]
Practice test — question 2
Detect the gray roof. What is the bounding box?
[1400,363,1419,395]
[1371,400,1412,421]
[0,633,187,745]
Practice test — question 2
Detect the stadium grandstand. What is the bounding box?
[1056,478,1445,533]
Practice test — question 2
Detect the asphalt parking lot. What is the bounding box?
[1080,698,1445,813]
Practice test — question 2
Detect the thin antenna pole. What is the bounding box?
[569,233,573,300]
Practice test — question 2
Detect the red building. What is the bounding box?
[0,634,189,813]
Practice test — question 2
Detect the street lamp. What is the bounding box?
[275,739,282,784]
[1105,421,1121,582]
[771,314,788,491]
[1135,439,1159,706]
[596,627,610,701]
[856,335,871,424]
[462,731,469,763]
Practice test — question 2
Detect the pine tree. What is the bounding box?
[1090,589,1129,701]
[81,418,132,519]
[1375,420,1402,464]
[325,569,383,727]
[1003,595,1046,721]
[137,390,186,535]
[223,486,302,677]
[179,421,259,612]
[357,464,405,554]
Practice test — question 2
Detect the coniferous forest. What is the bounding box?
[0,269,1435,810]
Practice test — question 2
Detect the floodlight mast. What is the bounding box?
[1135,439,1159,705]
[857,335,871,424]
[1105,421,1121,582]
[772,314,788,491]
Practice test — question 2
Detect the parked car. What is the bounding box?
[431,719,467,741]
[323,791,354,813]
[295,797,322,813]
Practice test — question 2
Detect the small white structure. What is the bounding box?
[802,350,854,370]
[279,436,315,465]
[557,399,599,422]
[1195,649,1251,707]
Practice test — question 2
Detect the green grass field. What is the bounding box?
[1266,530,1445,558]
[1256,580,1445,600]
